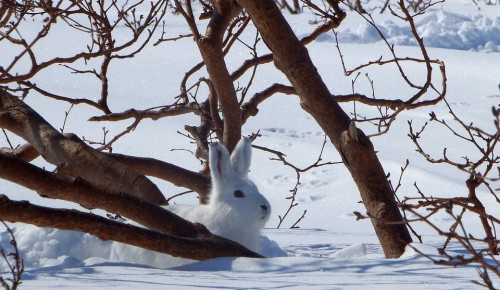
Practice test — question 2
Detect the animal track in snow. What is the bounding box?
[297,194,327,203]
[287,243,338,258]
[263,128,324,139]
[298,179,330,190]
[265,174,292,187]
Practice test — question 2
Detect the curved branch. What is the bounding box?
[241,82,447,124]
[0,152,190,237]
[0,194,261,260]
[18,80,103,110]
[106,153,211,196]
[89,104,199,122]
[0,143,39,162]
[242,83,295,122]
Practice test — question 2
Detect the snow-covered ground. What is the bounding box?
[1,1,499,289]
[333,3,500,52]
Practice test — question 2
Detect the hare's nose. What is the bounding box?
[260,204,268,211]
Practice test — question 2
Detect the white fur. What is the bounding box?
[166,137,271,253]
[110,138,272,267]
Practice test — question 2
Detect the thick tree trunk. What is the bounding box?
[237,0,412,258]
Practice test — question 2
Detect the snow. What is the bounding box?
[332,1,500,52]
[334,9,500,52]
[1,1,499,289]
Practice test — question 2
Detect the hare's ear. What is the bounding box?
[209,142,233,185]
[230,137,252,178]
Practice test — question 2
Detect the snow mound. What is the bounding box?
[0,225,111,270]
[332,242,366,259]
[334,10,500,52]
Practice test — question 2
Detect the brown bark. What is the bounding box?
[354,0,366,13]
[237,0,412,258]
[0,142,39,162]
[0,152,194,237]
[0,140,211,197]
[0,194,261,260]
[196,1,243,152]
[106,153,210,197]
[0,88,166,205]
[467,177,499,255]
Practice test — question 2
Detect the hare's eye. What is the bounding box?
[234,190,245,198]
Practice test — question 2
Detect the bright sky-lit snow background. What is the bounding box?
[1,1,499,289]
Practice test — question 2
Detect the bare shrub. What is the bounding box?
[0,222,23,290]
[402,102,499,284]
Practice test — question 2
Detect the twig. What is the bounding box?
[0,221,24,290]
[254,136,342,228]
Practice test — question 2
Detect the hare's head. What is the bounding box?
[208,137,271,230]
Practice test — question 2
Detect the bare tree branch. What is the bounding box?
[0,195,261,260]
[195,1,243,151]
[0,151,191,237]
[106,152,211,197]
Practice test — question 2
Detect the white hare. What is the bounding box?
[110,138,273,267]
[166,137,271,254]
